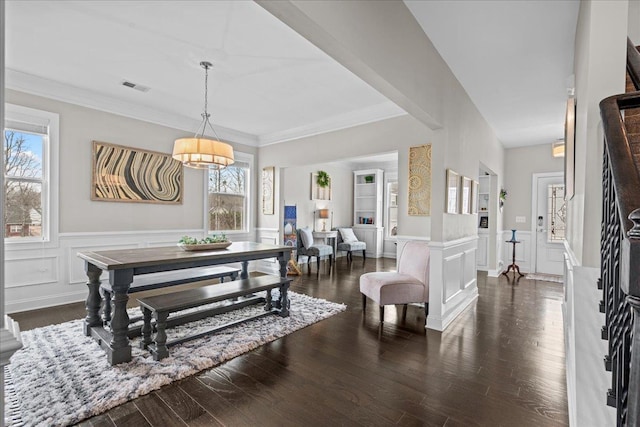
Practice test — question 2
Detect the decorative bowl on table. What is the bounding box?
[177,235,231,251]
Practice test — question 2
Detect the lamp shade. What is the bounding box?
[173,137,235,169]
[318,209,330,219]
[552,140,565,158]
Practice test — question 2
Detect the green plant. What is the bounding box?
[364,175,374,183]
[316,170,330,188]
[500,189,507,200]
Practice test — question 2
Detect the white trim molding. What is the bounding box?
[426,237,479,331]
[562,241,615,426]
[5,229,261,313]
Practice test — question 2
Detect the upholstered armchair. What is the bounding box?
[296,227,334,274]
[359,240,430,322]
[336,227,366,262]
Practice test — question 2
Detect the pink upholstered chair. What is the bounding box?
[359,241,430,322]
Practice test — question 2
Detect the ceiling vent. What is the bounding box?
[121,80,150,93]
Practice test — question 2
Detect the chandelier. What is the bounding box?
[173,61,234,169]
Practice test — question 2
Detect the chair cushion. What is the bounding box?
[359,272,428,306]
[338,227,358,243]
[304,244,333,257]
[338,241,366,251]
[299,227,314,249]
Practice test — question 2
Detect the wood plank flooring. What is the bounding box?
[10,258,569,426]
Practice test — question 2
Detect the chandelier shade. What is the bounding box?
[173,137,234,169]
[173,61,234,169]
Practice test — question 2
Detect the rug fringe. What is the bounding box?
[4,366,25,427]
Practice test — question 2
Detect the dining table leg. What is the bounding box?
[108,269,134,365]
[83,263,103,336]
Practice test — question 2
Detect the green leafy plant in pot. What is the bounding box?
[364,175,374,183]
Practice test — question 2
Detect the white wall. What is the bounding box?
[569,0,627,268]
[503,143,565,231]
[282,163,353,232]
[565,1,629,425]
[258,115,432,241]
[257,0,504,330]
[258,0,505,246]
[4,89,259,312]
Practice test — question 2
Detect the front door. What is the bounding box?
[534,174,566,275]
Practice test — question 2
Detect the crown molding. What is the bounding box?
[5,69,259,147]
[7,69,407,148]
[258,101,407,146]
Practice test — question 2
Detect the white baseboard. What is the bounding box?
[426,288,478,331]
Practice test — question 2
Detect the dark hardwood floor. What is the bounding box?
[10,257,569,426]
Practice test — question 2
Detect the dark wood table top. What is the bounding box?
[77,241,293,271]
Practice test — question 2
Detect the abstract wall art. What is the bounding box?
[91,141,183,204]
[408,144,432,216]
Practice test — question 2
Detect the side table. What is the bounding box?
[503,240,524,277]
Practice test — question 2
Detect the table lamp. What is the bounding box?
[318,209,330,231]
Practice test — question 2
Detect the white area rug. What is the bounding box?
[4,291,345,427]
[525,273,564,283]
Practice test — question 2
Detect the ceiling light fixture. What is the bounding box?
[552,139,565,158]
[173,61,234,169]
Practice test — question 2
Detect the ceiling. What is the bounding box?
[5,1,404,147]
[405,0,580,148]
[5,1,579,150]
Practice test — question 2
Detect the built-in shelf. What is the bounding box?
[353,169,384,257]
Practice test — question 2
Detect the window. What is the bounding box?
[207,155,251,233]
[547,183,566,242]
[4,104,59,244]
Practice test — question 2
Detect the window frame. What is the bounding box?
[4,104,59,249]
[203,151,252,235]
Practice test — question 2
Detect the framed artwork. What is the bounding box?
[311,172,331,200]
[446,169,459,214]
[91,141,183,204]
[460,176,472,214]
[564,97,576,200]
[262,166,275,215]
[471,180,479,214]
[479,216,489,228]
[408,144,432,216]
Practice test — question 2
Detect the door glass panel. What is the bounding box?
[547,184,566,242]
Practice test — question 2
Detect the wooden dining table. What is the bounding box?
[77,241,292,365]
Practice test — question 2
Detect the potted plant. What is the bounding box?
[364,175,374,183]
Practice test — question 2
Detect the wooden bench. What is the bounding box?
[99,265,240,335]
[138,274,291,360]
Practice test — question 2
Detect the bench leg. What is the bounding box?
[265,289,273,311]
[230,271,239,281]
[100,288,112,324]
[278,281,290,317]
[153,311,170,361]
[140,307,152,349]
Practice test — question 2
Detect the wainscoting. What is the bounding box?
[562,243,614,426]
[5,229,256,313]
[397,235,478,331]
[255,228,281,275]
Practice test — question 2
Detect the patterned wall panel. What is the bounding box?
[408,144,431,215]
[92,141,183,204]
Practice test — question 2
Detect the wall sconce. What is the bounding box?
[318,209,330,232]
[552,139,565,158]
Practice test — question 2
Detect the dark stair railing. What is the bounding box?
[598,37,640,427]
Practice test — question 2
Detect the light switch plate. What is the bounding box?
[515,216,526,223]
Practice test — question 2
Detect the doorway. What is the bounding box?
[531,173,565,275]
